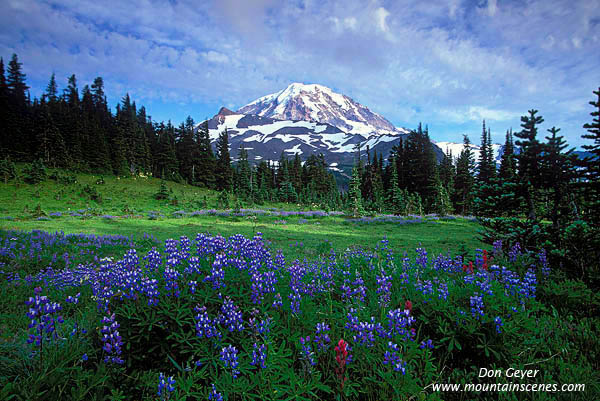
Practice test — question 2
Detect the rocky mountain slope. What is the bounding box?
[237,83,410,137]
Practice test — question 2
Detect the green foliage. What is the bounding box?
[348,166,364,217]
[0,157,17,183]
[154,180,169,200]
[49,170,78,185]
[217,190,230,209]
[23,159,47,184]
[81,184,102,203]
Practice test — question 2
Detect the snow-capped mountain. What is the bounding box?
[198,83,449,180]
[237,83,410,137]
[203,107,407,168]
[435,141,504,166]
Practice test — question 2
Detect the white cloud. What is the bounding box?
[374,7,390,32]
[344,17,357,30]
[203,50,229,64]
[487,0,498,17]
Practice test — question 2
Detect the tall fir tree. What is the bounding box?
[215,128,232,191]
[581,87,600,221]
[514,110,544,221]
[195,121,215,188]
[453,135,475,215]
[477,120,494,184]
[6,54,29,107]
[348,165,364,217]
[541,127,577,230]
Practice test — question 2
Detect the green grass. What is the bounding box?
[0,169,306,217]
[0,214,483,260]
[0,168,484,260]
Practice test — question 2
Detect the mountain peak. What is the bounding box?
[238,83,408,136]
[217,106,236,116]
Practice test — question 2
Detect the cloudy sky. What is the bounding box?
[1,0,599,146]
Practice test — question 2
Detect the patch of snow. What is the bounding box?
[284,144,303,155]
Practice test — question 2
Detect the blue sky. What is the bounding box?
[1,0,599,146]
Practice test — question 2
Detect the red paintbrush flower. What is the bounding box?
[334,339,349,390]
[405,300,413,313]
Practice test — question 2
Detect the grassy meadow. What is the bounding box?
[1,170,598,401]
[0,170,484,260]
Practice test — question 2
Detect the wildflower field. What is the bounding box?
[0,226,598,400]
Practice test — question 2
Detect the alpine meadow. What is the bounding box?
[1,1,599,400]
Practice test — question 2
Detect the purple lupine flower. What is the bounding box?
[249,314,272,339]
[376,269,392,308]
[25,287,64,346]
[508,242,522,262]
[419,339,434,349]
[537,249,550,278]
[65,292,80,304]
[251,342,267,369]
[538,249,550,278]
[383,342,407,374]
[194,306,221,340]
[494,316,503,333]
[123,249,139,270]
[314,322,331,351]
[164,267,181,298]
[470,293,484,319]
[218,297,244,332]
[288,288,302,314]
[520,268,537,299]
[184,256,202,275]
[179,236,191,260]
[387,308,416,341]
[492,240,502,258]
[144,247,162,272]
[100,312,124,364]
[250,272,266,304]
[157,372,176,399]
[140,277,160,306]
[208,384,223,401]
[204,253,226,290]
[353,318,377,348]
[299,336,316,367]
[437,282,449,300]
[220,345,240,378]
[415,247,428,269]
[272,293,283,309]
[415,279,434,301]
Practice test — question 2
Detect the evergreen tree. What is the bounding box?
[453,135,475,215]
[514,110,544,221]
[44,73,58,103]
[541,126,577,230]
[6,54,29,107]
[23,159,47,184]
[581,87,600,221]
[477,120,495,184]
[499,129,517,181]
[388,157,404,215]
[348,165,364,217]
[236,146,252,198]
[196,121,216,188]
[0,156,17,183]
[65,74,79,107]
[215,128,232,191]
